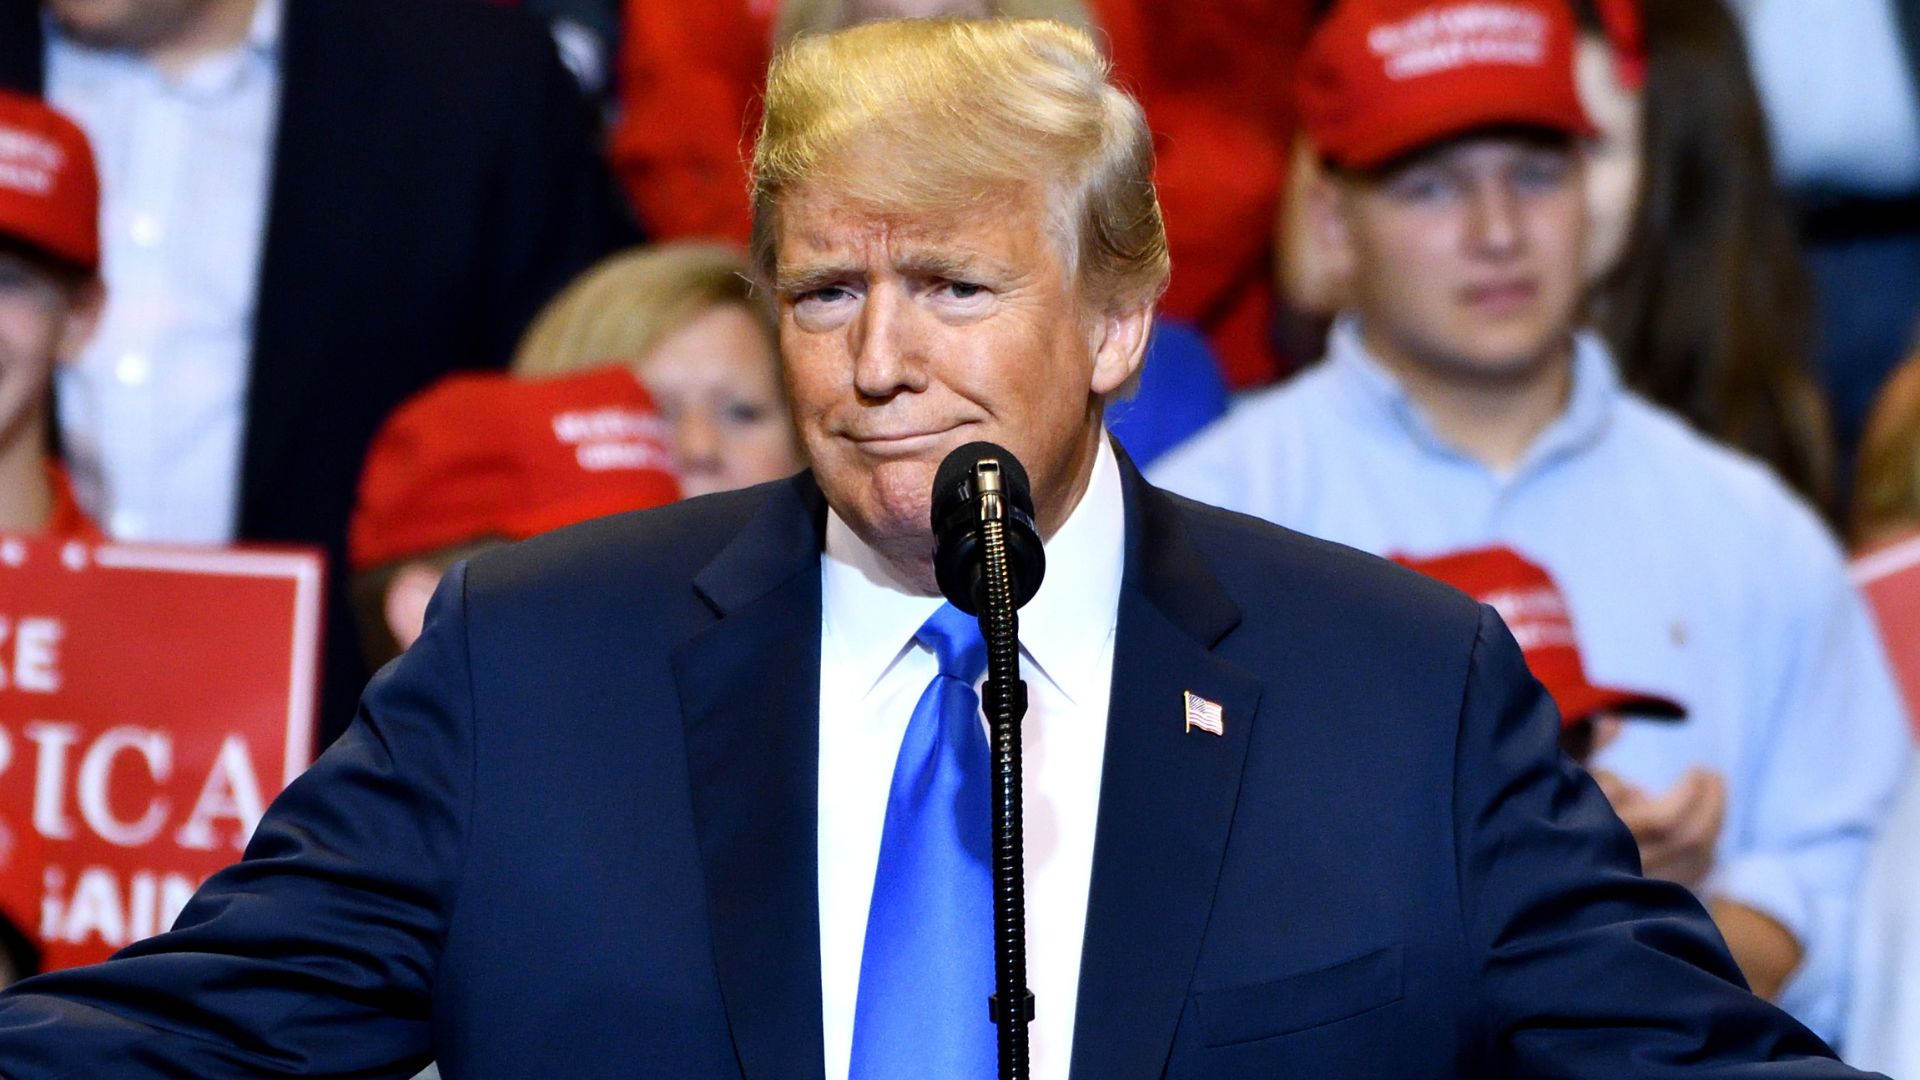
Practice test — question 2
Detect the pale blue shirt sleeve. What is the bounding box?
[1146,392,1293,517]
[1843,754,1920,1072]
[1706,504,1911,1040]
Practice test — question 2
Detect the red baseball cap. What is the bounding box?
[0,91,99,272]
[1300,0,1596,171]
[350,367,681,571]
[1394,546,1685,727]
[1593,0,1648,89]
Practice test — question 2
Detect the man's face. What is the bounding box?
[1319,134,1588,382]
[773,182,1146,579]
[46,0,215,51]
[0,250,97,451]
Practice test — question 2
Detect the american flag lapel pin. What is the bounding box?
[1184,691,1225,736]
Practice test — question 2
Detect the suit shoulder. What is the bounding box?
[461,482,778,607]
[1165,488,1484,649]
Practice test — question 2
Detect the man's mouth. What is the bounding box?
[1461,279,1539,315]
[845,424,970,456]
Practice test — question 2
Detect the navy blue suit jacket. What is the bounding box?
[0,461,1877,1078]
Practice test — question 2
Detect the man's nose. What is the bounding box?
[1467,180,1526,258]
[848,284,930,401]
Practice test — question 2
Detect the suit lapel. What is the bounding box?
[0,0,42,95]
[674,475,831,1080]
[240,0,334,530]
[1070,458,1263,1080]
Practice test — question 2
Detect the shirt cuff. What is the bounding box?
[1706,853,1840,1041]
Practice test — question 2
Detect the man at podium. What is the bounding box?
[0,13,1879,1078]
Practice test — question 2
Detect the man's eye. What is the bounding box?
[941,281,987,300]
[723,401,770,426]
[1391,173,1455,202]
[1514,158,1571,191]
[800,285,852,304]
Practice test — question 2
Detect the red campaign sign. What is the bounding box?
[0,534,325,970]
[1858,533,1920,741]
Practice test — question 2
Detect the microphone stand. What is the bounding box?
[971,463,1035,1080]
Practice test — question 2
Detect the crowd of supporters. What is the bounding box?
[0,0,1917,1071]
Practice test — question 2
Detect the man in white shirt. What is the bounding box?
[0,13,1880,1079]
[1,0,633,739]
[1153,0,1910,1042]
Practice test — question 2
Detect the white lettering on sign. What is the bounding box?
[9,724,268,852]
[76,727,173,848]
[40,865,199,948]
[0,617,66,693]
[24,721,80,840]
[174,735,266,853]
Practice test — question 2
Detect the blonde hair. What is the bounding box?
[750,18,1169,311]
[772,0,1095,49]
[1853,351,1920,548]
[511,243,774,378]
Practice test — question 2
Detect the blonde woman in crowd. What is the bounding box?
[513,242,805,497]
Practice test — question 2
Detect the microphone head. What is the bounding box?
[932,440,1035,527]
[930,442,1046,615]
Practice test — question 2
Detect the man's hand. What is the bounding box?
[1591,766,1726,891]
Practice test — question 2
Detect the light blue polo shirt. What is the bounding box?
[1150,316,1910,1042]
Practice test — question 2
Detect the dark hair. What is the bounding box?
[1587,0,1836,514]
[0,911,40,987]
[0,235,93,292]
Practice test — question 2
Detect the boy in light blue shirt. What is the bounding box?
[1151,26,1908,1043]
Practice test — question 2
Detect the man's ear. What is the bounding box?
[1306,168,1359,290]
[383,562,444,654]
[55,279,104,365]
[1088,296,1153,397]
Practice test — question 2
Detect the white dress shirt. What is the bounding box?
[818,435,1124,1080]
[47,0,282,542]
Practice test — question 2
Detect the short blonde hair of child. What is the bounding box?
[511,243,774,379]
[749,18,1169,312]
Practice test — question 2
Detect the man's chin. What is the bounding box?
[819,460,935,541]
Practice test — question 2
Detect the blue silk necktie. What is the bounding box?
[849,603,995,1078]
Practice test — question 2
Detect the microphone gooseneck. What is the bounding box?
[928,441,1041,1080]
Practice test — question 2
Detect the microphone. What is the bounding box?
[930,441,1043,1067]
[930,442,1046,615]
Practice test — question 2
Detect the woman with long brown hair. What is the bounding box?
[1579,0,1838,515]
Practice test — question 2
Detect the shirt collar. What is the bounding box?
[1325,313,1622,476]
[822,434,1127,705]
[49,0,281,86]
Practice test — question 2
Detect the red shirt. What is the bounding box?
[43,464,102,539]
